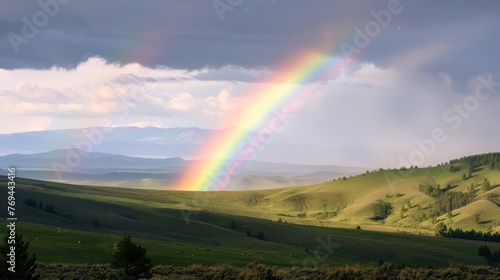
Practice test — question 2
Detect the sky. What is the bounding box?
[0,0,499,168]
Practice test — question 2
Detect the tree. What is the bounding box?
[45,204,56,214]
[492,250,500,264]
[449,165,459,173]
[482,179,491,192]
[0,231,39,280]
[435,223,447,236]
[257,232,266,240]
[112,236,151,279]
[24,198,37,208]
[468,163,474,175]
[478,245,493,265]
[372,200,392,220]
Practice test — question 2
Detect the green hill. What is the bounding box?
[157,152,500,235]
[1,152,499,268]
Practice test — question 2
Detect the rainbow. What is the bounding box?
[175,48,357,191]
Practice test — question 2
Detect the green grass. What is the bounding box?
[2,220,498,268]
[4,222,311,267]
[0,159,499,268]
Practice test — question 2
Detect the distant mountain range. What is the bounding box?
[0,127,366,190]
[0,149,364,190]
[0,126,216,158]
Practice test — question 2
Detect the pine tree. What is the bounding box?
[482,179,491,192]
[111,236,151,279]
[0,231,39,280]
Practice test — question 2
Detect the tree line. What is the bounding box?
[437,224,500,242]
[449,152,500,171]
[24,197,57,214]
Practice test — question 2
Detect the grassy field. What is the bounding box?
[2,222,310,267]
[0,156,499,268]
[1,219,498,268]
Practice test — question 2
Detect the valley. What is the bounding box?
[1,153,499,271]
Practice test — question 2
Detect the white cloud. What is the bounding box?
[0,57,244,133]
[0,57,498,168]
[202,90,234,117]
[168,92,197,111]
[128,120,167,128]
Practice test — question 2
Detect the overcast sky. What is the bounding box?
[0,0,499,167]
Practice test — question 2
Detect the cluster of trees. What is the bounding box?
[372,200,393,220]
[419,182,447,197]
[24,198,57,214]
[244,230,266,240]
[449,164,460,173]
[489,154,500,170]
[478,245,500,265]
[482,178,492,192]
[229,221,266,241]
[450,152,500,171]
[436,224,500,242]
[419,181,474,217]
[24,198,40,208]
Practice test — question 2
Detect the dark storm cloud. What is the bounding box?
[0,0,499,78]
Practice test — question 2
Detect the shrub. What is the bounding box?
[0,231,39,280]
[112,236,152,279]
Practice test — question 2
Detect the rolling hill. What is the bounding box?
[0,149,363,190]
[1,152,499,268]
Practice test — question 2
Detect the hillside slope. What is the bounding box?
[1,176,497,268]
[175,153,500,235]
[1,153,499,267]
